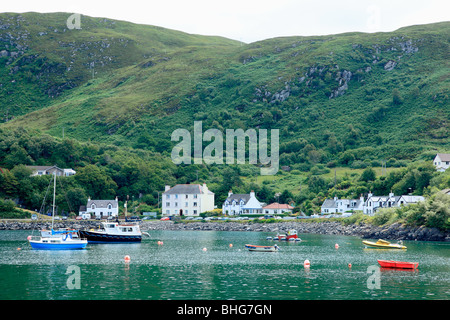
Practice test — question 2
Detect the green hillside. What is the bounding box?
[2,14,448,159]
[0,13,449,215]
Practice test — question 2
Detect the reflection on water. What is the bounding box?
[0,230,449,300]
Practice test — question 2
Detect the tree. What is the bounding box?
[75,165,117,199]
[360,167,376,182]
[392,89,403,105]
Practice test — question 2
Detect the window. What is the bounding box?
[185,210,188,214]
[91,204,96,209]
[166,195,170,199]
[166,202,170,207]
[166,210,170,214]
[193,194,197,199]
[175,195,178,199]
[193,202,197,207]
[185,194,189,199]
[185,202,188,207]
[108,204,112,209]
[175,202,178,207]
[193,210,197,215]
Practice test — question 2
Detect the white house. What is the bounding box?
[263,203,294,215]
[222,190,264,215]
[162,183,215,217]
[363,191,425,215]
[433,153,450,172]
[85,197,119,219]
[321,195,364,214]
[27,165,76,177]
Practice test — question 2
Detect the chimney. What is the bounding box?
[250,190,255,198]
[360,194,364,202]
[165,185,171,192]
[333,195,338,201]
[115,196,118,202]
[202,183,208,193]
[368,191,373,198]
[389,191,394,198]
[228,190,233,198]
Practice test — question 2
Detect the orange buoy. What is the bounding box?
[335,243,339,249]
[17,247,21,251]
[229,244,233,248]
[348,263,352,268]
[304,259,310,267]
[27,235,32,241]
[202,247,207,252]
[124,255,131,262]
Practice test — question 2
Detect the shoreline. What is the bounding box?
[1,219,448,242]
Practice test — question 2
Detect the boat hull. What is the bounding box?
[245,244,279,252]
[378,259,418,269]
[79,230,142,243]
[29,240,87,250]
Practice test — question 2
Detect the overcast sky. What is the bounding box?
[2,0,449,43]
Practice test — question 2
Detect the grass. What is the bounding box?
[0,13,449,177]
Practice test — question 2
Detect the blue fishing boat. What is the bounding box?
[28,173,87,250]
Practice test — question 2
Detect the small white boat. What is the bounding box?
[245,244,280,252]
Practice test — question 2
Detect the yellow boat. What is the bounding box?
[362,239,407,249]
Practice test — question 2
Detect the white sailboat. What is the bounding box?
[28,172,87,250]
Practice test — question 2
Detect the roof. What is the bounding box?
[87,199,118,208]
[321,199,337,208]
[164,184,213,195]
[225,194,251,204]
[26,165,62,171]
[436,153,450,161]
[263,203,294,209]
[399,195,425,203]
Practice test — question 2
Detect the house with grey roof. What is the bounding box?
[85,196,119,219]
[26,165,76,177]
[321,195,364,214]
[433,153,450,172]
[222,190,264,215]
[363,191,425,215]
[162,183,214,216]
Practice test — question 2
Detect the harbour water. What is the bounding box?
[0,230,448,300]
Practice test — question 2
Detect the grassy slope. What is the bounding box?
[1,14,449,162]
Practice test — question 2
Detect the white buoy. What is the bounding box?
[124,255,131,262]
[335,243,339,249]
[202,247,207,252]
[304,259,310,268]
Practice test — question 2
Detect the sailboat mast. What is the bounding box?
[51,172,56,229]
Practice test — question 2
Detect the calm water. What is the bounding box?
[0,229,448,300]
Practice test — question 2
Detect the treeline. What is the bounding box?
[0,127,448,220]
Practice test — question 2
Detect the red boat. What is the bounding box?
[377,259,419,269]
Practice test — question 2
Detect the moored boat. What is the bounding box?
[362,239,406,249]
[276,229,300,241]
[378,259,419,269]
[79,221,143,243]
[28,230,87,250]
[28,172,87,250]
[245,244,280,252]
